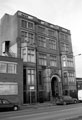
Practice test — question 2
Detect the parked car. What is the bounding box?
[56,95,78,105]
[0,98,19,111]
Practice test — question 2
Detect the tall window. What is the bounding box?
[49,39,56,50]
[21,20,27,28]
[21,47,27,62]
[21,31,34,44]
[62,55,67,67]
[63,72,68,84]
[28,33,34,44]
[27,48,35,62]
[67,57,74,67]
[50,55,57,67]
[0,62,7,73]
[27,69,35,85]
[68,72,75,84]
[39,54,47,66]
[38,36,46,47]
[28,22,34,29]
[21,20,34,29]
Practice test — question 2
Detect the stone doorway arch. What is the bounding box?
[51,75,61,98]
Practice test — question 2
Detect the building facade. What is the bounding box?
[0,56,23,104]
[0,11,76,104]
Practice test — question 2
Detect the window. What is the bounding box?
[50,55,57,67]
[61,43,69,52]
[67,57,74,67]
[8,63,17,74]
[21,47,35,63]
[0,61,17,74]
[62,56,74,68]
[62,55,67,67]
[28,22,34,29]
[27,69,35,85]
[0,62,7,73]
[49,39,56,50]
[21,47,27,62]
[0,82,18,95]
[28,33,34,44]
[27,48,35,62]
[48,29,56,37]
[21,20,34,29]
[21,20,27,28]
[60,32,69,41]
[68,72,75,84]
[39,54,47,66]
[21,31,34,43]
[38,36,46,47]
[38,26,45,34]
[63,72,68,84]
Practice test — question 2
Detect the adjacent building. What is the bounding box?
[0,56,23,104]
[0,11,76,104]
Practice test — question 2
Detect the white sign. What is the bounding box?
[30,86,34,90]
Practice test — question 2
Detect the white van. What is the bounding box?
[78,90,82,101]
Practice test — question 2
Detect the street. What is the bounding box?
[0,103,82,120]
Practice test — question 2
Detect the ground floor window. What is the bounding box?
[0,82,18,95]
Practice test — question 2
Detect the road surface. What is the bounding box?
[0,103,82,120]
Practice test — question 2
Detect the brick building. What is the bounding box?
[0,56,23,104]
[0,11,76,104]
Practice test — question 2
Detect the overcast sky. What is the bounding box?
[0,0,82,77]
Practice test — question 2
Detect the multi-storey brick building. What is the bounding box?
[0,11,76,104]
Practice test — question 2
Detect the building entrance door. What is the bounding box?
[51,76,59,98]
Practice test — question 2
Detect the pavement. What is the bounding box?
[20,102,54,110]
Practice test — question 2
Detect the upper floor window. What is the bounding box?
[67,57,74,67]
[21,47,35,63]
[0,61,17,74]
[39,54,47,66]
[48,29,56,37]
[27,69,36,85]
[28,48,35,62]
[0,62,7,73]
[21,20,27,28]
[38,26,45,34]
[21,20,34,29]
[62,55,67,67]
[8,63,17,74]
[50,55,57,67]
[38,36,46,47]
[62,55,74,67]
[61,43,69,52]
[21,31,34,44]
[60,32,69,41]
[49,39,56,50]
[68,72,75,84]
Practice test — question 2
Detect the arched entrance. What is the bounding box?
[51,75,61,98]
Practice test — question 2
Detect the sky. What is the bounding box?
[0,0,82,77]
